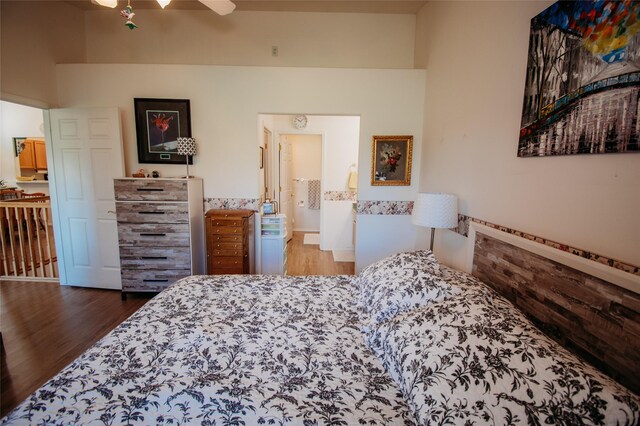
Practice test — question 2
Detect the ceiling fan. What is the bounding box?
[92,0,236,16]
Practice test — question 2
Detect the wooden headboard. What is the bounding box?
[472,230,640,394]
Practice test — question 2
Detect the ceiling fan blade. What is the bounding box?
[199,0,236,16]
[91,0,117,8]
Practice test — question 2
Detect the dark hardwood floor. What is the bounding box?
[0,232,352,417]
[0,281,151,417]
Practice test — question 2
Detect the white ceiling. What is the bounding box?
[64,0,429,14]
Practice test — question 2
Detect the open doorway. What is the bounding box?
[0,100,57,279]
[1,101,50,194]
[260,114,359,273]
[281,134,322,239]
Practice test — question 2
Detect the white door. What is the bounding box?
[45,107,125,289]
[278,138,294,241]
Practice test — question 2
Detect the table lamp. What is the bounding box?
[411,192,458,252]
[176,137,197,178]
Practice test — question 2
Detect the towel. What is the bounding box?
[348,171,358,190]
[308,180,321,210]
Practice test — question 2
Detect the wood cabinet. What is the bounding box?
[19,138,47,170]
[114,178,205,298]
[206,209,255,274]
[34,140,47,170]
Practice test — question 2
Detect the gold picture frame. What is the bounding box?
[371,135,413,186]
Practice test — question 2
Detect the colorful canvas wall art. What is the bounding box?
[519,1,640,157]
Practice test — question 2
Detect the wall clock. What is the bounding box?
[293,114,308,129]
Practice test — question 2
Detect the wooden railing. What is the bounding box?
[0,196,58,280]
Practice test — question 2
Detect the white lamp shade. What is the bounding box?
[176,137,197,156]
[412,192,458,229]
[157,0,171,8]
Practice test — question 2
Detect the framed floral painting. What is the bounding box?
[371,135,413,186]
[134,98,192,164]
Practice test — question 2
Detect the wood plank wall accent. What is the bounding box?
[472,232,640,394]
[457,214,639,277]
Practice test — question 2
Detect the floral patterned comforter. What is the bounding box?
[3,268,639,426]
[365,267,640,426]
[1,275,415,425]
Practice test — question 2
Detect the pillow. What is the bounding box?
[358,250,459,326]
[364,277,640,426]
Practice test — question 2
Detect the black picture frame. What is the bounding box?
[134,98,193,164]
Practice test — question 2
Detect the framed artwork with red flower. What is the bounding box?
[371,135,413,186]
[134,98,192,164]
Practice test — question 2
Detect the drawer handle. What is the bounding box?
[143,279,169,283]
[138,211,166,215]
[141,256,168,260]
[137,188,164,192]
[140,233,166,237]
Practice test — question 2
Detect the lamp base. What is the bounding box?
[429,227,435,252]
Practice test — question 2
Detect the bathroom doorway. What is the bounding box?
[281,134,322,241]
[260,114,359,268]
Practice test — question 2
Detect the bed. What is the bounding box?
[2,238,639,424]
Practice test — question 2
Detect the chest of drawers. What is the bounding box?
[206,209,255,274]
[114,178,204,298]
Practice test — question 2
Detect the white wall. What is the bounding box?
[415,0,640,270]
[0,100,50,195]
[55,64,425,267]
[0,1,86,107]
[1,3,415,108]
[288,134,322,232]
[85,10,416,69]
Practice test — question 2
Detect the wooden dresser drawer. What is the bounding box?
[116,201,189,223]
[208,234,243,243]
[209,226,244,235]
[211,256,245,267]
[119,246,191,269]
[210,256,247,274]
[114,179,188,201]
[209,217,243,227]
[210,241,243,250]
[210,265,245,275]
[117,223,190,246]
[212,248,245,257]
[121,269,191,292]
